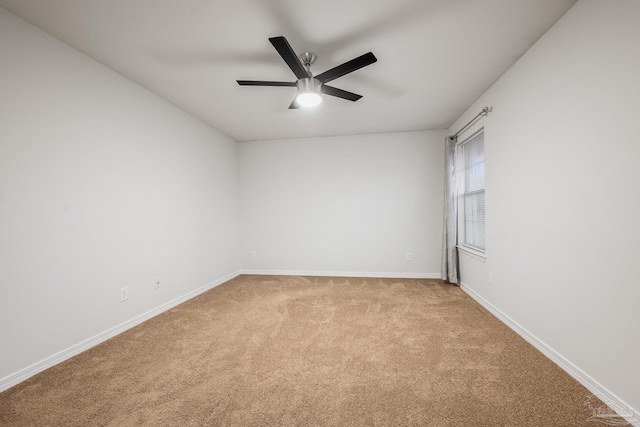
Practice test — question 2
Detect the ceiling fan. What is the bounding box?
[237,36,377,109]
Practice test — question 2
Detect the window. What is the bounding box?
[457,130,485,253]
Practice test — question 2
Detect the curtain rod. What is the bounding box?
[454,106,493,137]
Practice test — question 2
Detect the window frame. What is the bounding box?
[455,127,486,259]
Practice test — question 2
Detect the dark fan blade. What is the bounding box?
[288,98,300,109]
[321,85,363,101]
[269,36,310,80]
[314,52,377,83]
[237,80,296,87]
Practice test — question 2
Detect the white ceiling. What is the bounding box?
[0,0,576,142]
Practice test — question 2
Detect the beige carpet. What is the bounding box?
[0,275,616,426]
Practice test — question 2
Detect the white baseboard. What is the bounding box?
[0,270,241,393]
[240,269,440,279]
[460,282,640,427]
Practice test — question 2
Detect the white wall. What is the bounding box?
[238,131,445,277]
[450,0,640,415]
[0,8,239,385]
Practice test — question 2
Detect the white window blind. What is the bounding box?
[459,131,485,252]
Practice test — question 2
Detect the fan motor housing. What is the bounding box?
[296,77,321,93]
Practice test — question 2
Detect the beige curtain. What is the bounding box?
[441,135,459,284]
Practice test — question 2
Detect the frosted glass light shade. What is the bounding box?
[296,92,322,108]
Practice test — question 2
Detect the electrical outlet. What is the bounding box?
[488,273,493,286]
[251,251,257,259]
[406,252,412,261]
[155,278,161,289]
[120,286,128,302]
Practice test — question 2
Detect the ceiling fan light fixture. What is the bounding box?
[237,37,376,109]
[296,78,322,108]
